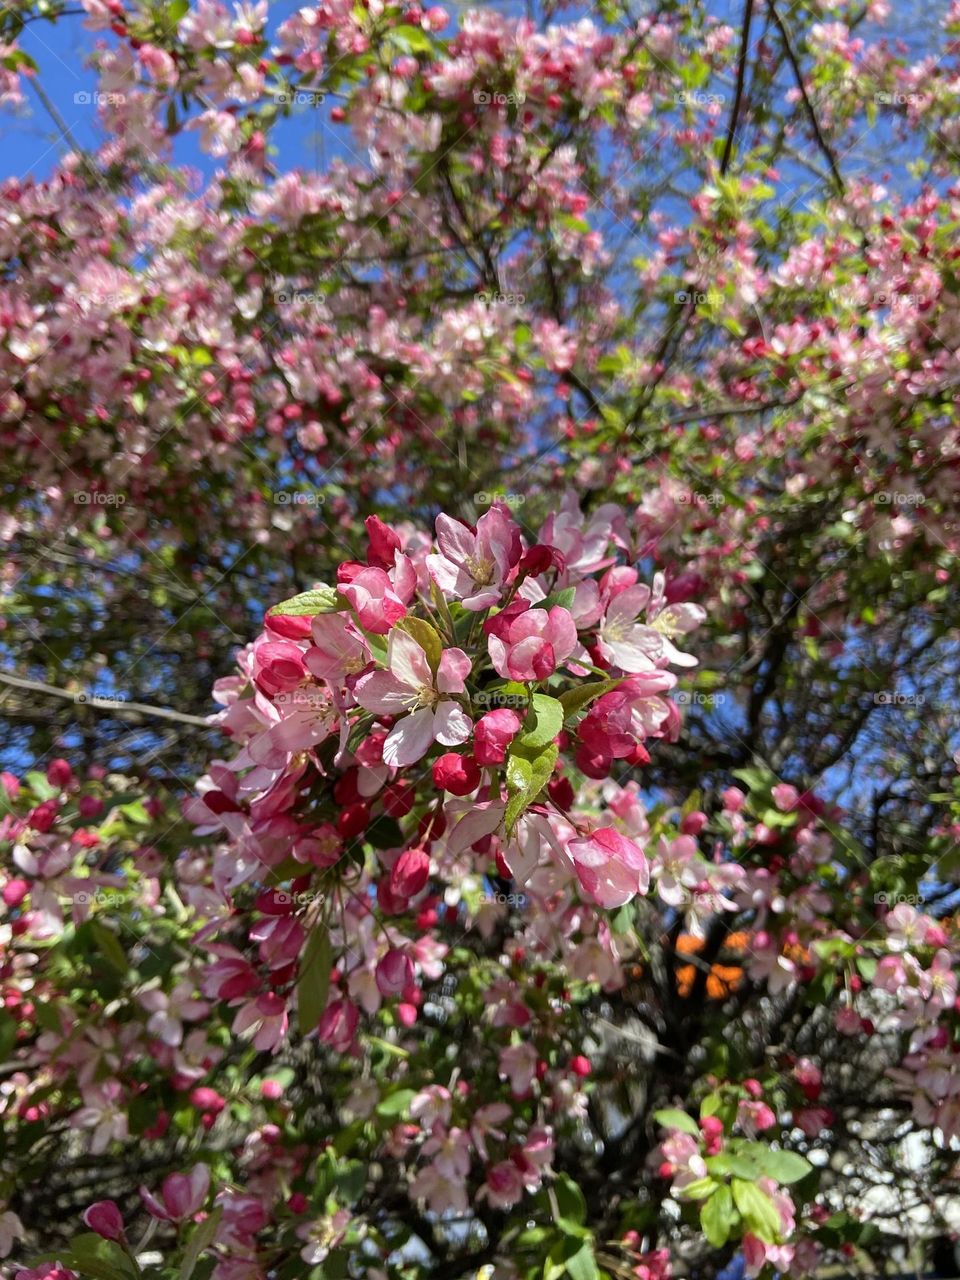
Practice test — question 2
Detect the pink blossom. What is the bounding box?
[82,1201,124,1241]
[339,567,408,634]
[567,827,649,908]
[426,506,522,610]
[317,998,359,1051]
[305,614,369,683]
[354,631,472,766]
[232,992,289,1051]
[140,1164,210,1223]
[486,604,577,682]
[473,708,522,765]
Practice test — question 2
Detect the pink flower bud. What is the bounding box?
[432,752,481,796]
[680,810,707,835]
[391,848,430,898]
[3,878,29,908]
[82,1200,124,1241]
[317,998,359,1051]
[376,949,415,996]
[721,787,745,813]
[78,795,103,819]
[46,758,73,789]
[473,709,522,766]
[261,1079,284,1100]
[189,1086,225,1115]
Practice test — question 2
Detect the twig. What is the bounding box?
[0,670,213,727]
[721,0,756,175]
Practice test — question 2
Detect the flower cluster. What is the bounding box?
[186,498,705,1058]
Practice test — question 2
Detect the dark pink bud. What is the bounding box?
[473,709,522,766]
[82,1200,124,1241]
[376,949,415,996]
[78,795,104,819]
[432,752,481,796]
[46,758,73,789]
[391,848,430,898]
[365,514,402,568]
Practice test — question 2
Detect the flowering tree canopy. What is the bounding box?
[1,0,959,1278]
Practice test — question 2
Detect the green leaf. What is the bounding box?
[754,1147,813,1185]
[46,1235,140,1280]
[297,923,331,1036]
[702,1184,738,1248]
[504,741,558,834]
[564,1241,599,1280]
[395,616,444,675]
[375,1088,416,1118]
[0,1010,16,1059]
[518,693,564,750]
[678,1176,717,1201]
[180,1205,222,1280]
[654,1108,700,1137]
[553,1173,587,1227]
[731,1178,782,1242]
[166,0,189,22]
[25,770,59,801]
[268,586,341,617]
[558,678,621,722]
[90,921,128,975]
